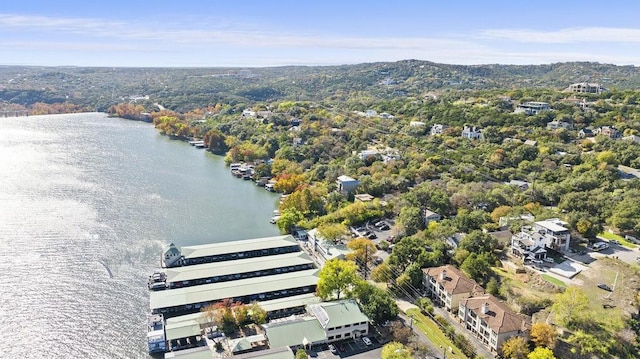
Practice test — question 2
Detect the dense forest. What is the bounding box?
[4,60,640,358]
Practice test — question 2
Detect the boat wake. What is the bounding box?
[98,260,114,279]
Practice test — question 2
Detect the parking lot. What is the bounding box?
[349,219,394,260]
[308,337,382,359]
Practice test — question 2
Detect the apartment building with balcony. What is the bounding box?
[422,265,484,313]
[458,295,527,353]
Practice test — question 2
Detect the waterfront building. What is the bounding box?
[162,235,301,268]
[262,299,370,350]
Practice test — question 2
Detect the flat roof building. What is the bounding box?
[165,252,315,289]
[162,235,301,268]
[150,269,319,317]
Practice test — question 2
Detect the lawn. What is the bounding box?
[405,308,468,359]
[542,274,567,288]
[598,231,637,249]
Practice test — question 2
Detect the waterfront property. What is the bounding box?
[162,235,301,268]
[262,299,370,349]
[150,268,319,317]
[164,252,316,289]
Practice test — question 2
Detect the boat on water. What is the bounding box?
[147,313,167,354]
[148,271,167,291]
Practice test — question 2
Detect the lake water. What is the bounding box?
[0,113,280,358]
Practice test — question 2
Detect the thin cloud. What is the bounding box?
[479,27,640,43]
[0,13,481,51]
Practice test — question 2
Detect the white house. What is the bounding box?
[533,218,570,251]
[336,175,359,195]
[430,124,448,136]
[358,149,379,161]
[461,126,483,140]
[515,102,551,115]
[424,209,442,225]
[308,300,369,342]
[510,229,548,261]
[410,121,426,127]
[546,120,573,130]
[565,82,607,94]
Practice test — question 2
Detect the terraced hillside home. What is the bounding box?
[422,265,484,312]
[458,295,527,353]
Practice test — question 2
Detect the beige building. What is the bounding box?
[422,265,484,312]
[458,295,527,353]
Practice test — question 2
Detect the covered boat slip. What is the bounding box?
[180,235,300,266]
[165,319,202,341]
[162,293,319,334]
[150,269,319,315]
[165,252,315,288]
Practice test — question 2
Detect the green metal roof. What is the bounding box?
[166,252,314,283]
[150,269,319,311]
[308,300,369,329]
[180,235,298,259]
[165,319,202,340]
[258,293,320,313]
[164,346,213,359]
[165,312,207,325]
[263,317,327,348]
[232,346,294,359]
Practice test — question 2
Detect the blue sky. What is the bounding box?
[1,0,640,67]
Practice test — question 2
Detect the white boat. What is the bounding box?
[147,314,166,354]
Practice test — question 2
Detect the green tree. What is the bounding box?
[356,282,399,324]
[317,259,360,300]
[346,237,377,268]
[460,252,494,285]
[295,348,308,359]
[567,330,612,357]
[501,336,530,359]
[277,208,304,234]
[381,342,412,359]
[397,206,424,236]
[317,223,349,244]
[551,286,589,327]
[248,302,267,325]
[530,323,556,349]
[527,347,556,359]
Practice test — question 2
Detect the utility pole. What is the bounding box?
[363,245,368,279]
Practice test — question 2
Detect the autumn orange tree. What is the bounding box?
[530,323,556,349]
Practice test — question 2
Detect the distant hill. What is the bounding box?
[0,61,638,111]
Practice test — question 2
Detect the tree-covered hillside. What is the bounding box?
[1,61,639,113]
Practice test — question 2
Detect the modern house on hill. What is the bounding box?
[336,175,359,195]
[461,125,483,140]
[511,218,570,256]
[515,102,551,115]
[458,295,527,353]
[565,82,607,94]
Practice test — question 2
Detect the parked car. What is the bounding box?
[362,337,372,346]
[543,257,555,264]
[597,283,612,292]
[530,259,543,264]
[609,240,619,245]
[328,344,337,354]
